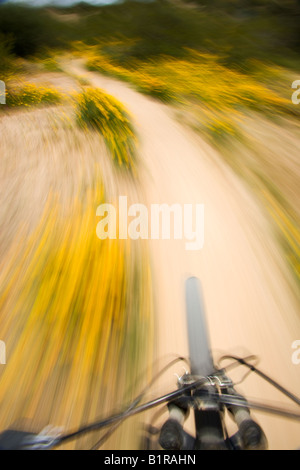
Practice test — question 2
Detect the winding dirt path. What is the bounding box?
[67,60,300,449]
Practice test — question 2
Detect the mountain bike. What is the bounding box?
[0,276,299,450]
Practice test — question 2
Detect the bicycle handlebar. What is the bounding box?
[0,356,299,450]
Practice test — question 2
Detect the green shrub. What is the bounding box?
[76,88,136,168]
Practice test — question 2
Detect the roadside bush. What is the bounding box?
[76,88,136,168]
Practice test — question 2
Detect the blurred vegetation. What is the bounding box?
[0,185,152,448]
[0,0,299,297]
[0,0,299,441]
[0,33,17,80]
[38,56,63,73]
[5,83,62,108]
[1,0,299,117]
[76,88,136,168]
[264,191,300,286]
[85,47,297,137]
[0,0,299,67]
[0,4,66,57]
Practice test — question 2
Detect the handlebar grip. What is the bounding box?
[159,400,189,450]
[227,394,268,450]
[239,419,268,450]
[159,418,184,450]
[0,430,36,450]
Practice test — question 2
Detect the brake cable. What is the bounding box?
[90,355,188,450]
[25,355,300,449]
[53,376,208,447]
[219,355,300,406]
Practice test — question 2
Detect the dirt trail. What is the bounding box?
[65,61,300,448]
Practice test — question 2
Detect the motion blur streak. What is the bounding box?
[1,0,300,450]
[0,105,153,449]
[65,61,300,450]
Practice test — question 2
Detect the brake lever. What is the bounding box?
[0,425,63,450]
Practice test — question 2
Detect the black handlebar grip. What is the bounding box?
[0,430,36,450]
[159,419,184,450]
[239,420,268,450]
